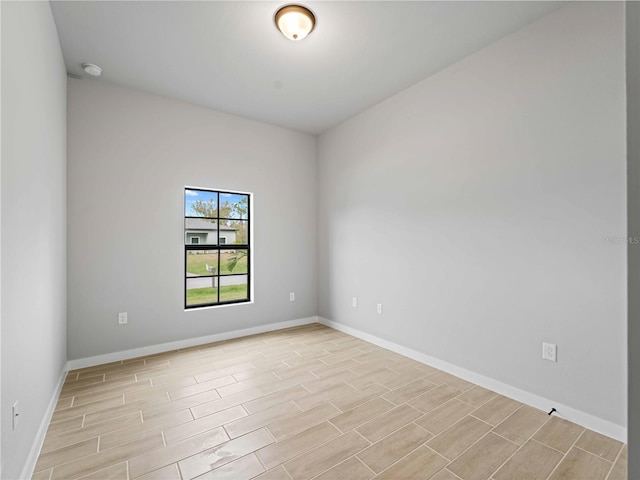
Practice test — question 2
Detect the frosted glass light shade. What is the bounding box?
[275,5,315,41]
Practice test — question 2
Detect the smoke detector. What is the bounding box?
[82,63,102,77]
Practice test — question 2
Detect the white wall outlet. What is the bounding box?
[376,303,383,314]
[118,312,128,325]
[289,292,295,302]
[12,401,19,430]
[542,342,557,362]
[352,297,358,308]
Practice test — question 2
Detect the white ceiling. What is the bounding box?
[51,1,566,135]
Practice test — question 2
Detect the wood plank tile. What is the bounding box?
[374,446,447,480]
[494,440,563,480]
[191,388,264,419]
[99,408,193,450]
[426,416,492,460]
[408,384,462,414]
[357,423,432,473]
[348,368,399,390]
[169,376,236,400]
[177,429,274,479]
[267,403,341,440]
[83,397,169,426]
[302,371,358,393]
[224,401,301,439]
[431,469,465,480]
[456,386,497,407]
[243,385,310,414]
[548,447,612,480]
[136,464,182,480]
[76,462,127,480]
[42,411,142,453]
[446,432,518,480]
[330,383,389,412]
[252,466,292,480]
[191,453,265,479]
[257,372,317,395]
[313,457,374,480]
[356,404,423,443]
[329,397,394,433]
[216,372,279,397]
[164,405,247,445]
[257,421,341,470]
[35,438,99,471]
[533,417,585,453]
[294,382,357,411]
[426,371,475,392]
[283,430,369,480]
[50,433,163,480]
[129,427,230,478]
[382,378,436,405]
[492,405,549,446]
[608,444,627,480]
[414,399,475,435]
[51,396,125,423]
[32,469,52,480]
[575,429,623,462]
[379,368,427,390]
[470,394,521,426]
[45,416,85,436]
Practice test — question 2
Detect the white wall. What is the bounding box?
[318,2,626,431]
[627,0,640,475]
[1,1,68,478]
[67,79,317,360]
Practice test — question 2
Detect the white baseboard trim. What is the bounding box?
[20,367,67,480]
[318,317,627,443]
[66,316,319,371]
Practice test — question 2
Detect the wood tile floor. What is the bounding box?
[33,323,627,480]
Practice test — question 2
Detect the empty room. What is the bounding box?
[2,1,639,479]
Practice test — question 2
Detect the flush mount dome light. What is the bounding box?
[82,63,102,76]
[275,5,315,41]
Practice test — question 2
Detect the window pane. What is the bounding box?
[185,219,218,245]
[220,249,248,275]
[219,193,249,219]
[185,189,218,217]
[217,220,248,244]
[186,277,218,306]
[186,250,218,277]
[219,274,248,302]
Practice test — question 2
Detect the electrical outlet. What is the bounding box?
[542,342,557,362]
[118,312,128,325]
[289,292,295,302]
[352,297,358,308]
[12,401,19,430]
[377,304,383,314]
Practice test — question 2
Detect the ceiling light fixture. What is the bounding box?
[275,5,315,41]
[82,63,102,77]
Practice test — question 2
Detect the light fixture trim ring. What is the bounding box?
[274,4,316,41]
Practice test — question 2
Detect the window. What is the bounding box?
[184,188,250,308]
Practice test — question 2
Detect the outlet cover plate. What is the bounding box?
[542,342,557,362]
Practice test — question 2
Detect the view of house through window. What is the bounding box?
[184,187,250,308]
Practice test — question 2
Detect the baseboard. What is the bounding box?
[66,316,319,371]
[20,367,67,480]
[318,317,627,443]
